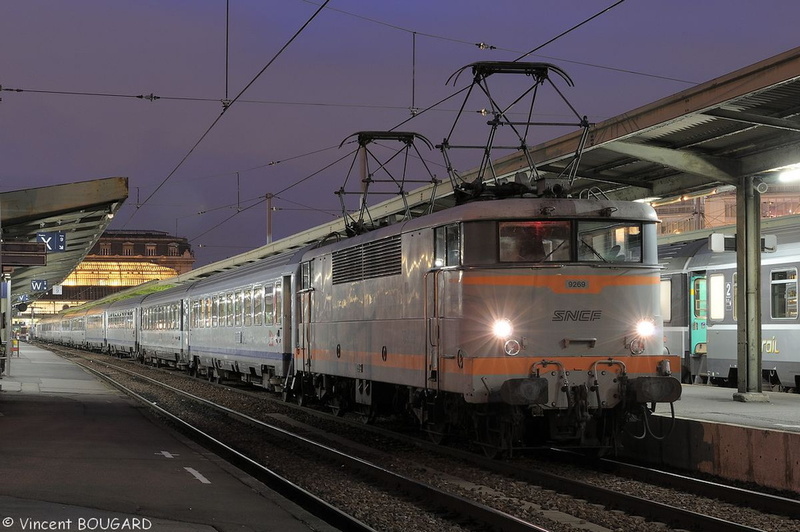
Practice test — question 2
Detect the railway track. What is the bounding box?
[47,344,800,531]
[66,349,553,531]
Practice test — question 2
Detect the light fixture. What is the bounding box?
[778,165,800,183]
[492,319,513,339]
[634,197,661,204]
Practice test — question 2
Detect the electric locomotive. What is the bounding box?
[286,195,682,454]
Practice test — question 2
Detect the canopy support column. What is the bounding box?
[733,176,769,402]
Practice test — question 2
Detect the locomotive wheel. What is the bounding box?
[359,403,378,425]
[474,409,509,459]
[329,397,347,417]
[423,421,447,445]
[281,388,292,403]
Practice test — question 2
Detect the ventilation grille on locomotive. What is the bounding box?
[332,236,402,284]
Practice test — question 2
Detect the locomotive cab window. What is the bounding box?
[771,268,798,319]
[499,221,570,262]
[577,221,642,263]
[434,224,461,267]
[301,261,313,289]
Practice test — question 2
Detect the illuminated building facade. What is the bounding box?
[26,230,194,317]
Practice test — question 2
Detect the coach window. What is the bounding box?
[191,300,199,328]
[244,288,253,327]
[264,284,274,324]
[234,291,242,327]
[212,295,219,327]
[434,224,460,267]
[709,273,725,321]
[221,293,229,327]
[771,269,798,319]
[253,285,263,326]
[226,292,235,327]
[660,279,672,323]
[275,281,283,325]
[693,278,707,321]
[204,297,212,328]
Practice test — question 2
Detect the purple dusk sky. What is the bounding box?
[2,1,798,266]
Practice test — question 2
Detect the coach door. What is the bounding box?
[297,261,314,374]
[689,273,708,380]
[180,299,189,364]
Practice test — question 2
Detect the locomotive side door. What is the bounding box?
[689,273,708,381]
[427,223,461,392]
[425,269,441,390]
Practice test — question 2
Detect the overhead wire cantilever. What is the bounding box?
[438,61,592,202]
[336,131,439,236]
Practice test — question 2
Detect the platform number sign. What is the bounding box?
[37,231,67,252]
[31,280,48,291]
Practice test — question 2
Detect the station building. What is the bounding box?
[18,230,194,320]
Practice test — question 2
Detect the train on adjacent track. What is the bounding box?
[34,195,682,455]
[660,214,800,392]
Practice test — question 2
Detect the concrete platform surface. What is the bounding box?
[0,343,339,532]
[663,383,800,433]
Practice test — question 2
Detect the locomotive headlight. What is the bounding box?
[635,319,656,338]
[493,319,513,339]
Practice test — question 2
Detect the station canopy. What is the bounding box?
[1,177,127,306]
[167,46,800,285]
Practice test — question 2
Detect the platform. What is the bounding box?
[667,383,800,433]
[624,383,800,494]
[0,343,339,532]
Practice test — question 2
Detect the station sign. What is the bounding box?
[31,280,48,291]
[37,231,67,252]
[1,242,47,266]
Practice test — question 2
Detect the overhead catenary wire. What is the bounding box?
[188,146,356,242]
[0,0,693,113]
[3,1,685,255]
[514,0,627,62]
[185,0,641,243]
[120,0,331,229]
